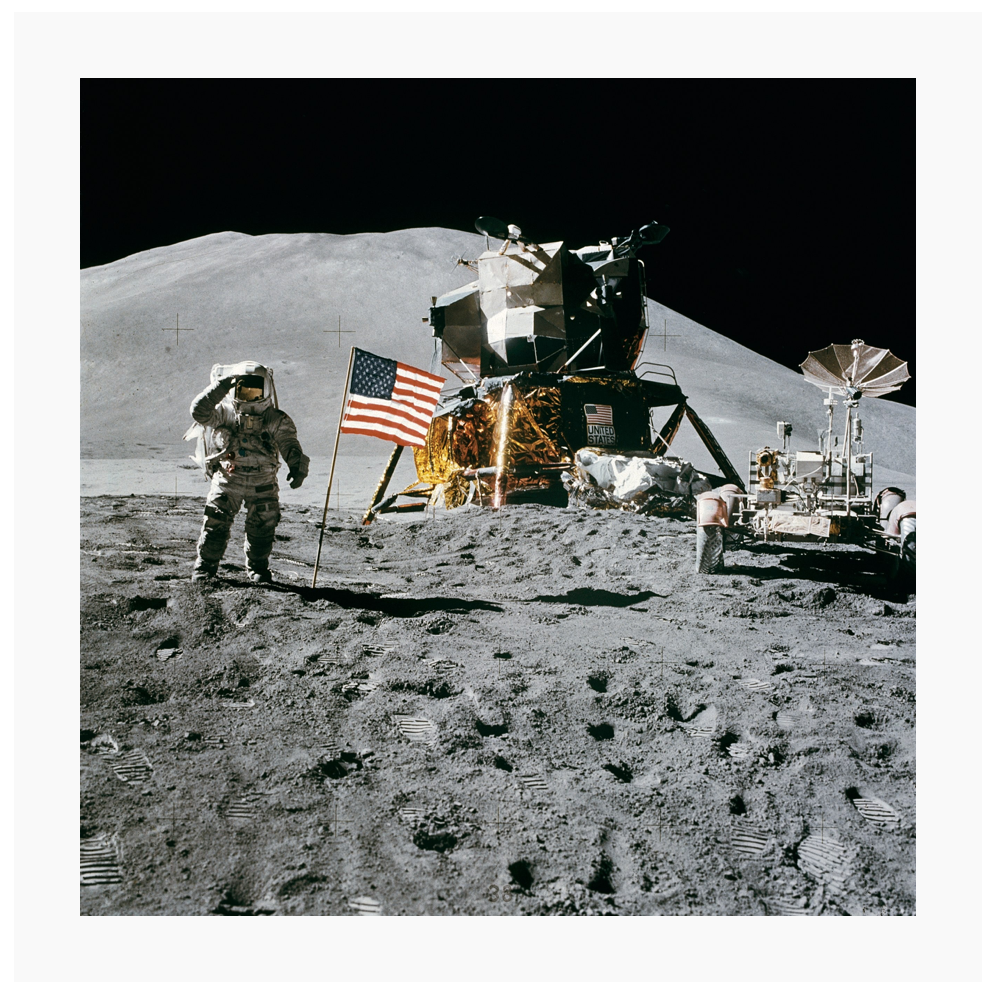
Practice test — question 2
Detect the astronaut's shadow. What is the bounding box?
[225,577,503,618]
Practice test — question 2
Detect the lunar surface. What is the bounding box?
[80,494,915,916]
[80,228,915,915]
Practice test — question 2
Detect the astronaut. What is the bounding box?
[188,361,309,582]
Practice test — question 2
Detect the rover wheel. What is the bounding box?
[900,520,916,565]
[894,522,916,588]
[884,548,903,585]
[884,528,915,589]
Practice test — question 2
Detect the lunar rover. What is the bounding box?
[694,339,914,581]
[363,217,745,521]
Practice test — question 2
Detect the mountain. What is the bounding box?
[80,228,914,496]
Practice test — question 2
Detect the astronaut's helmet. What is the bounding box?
[210,360,275,425]
[229,363,274,419]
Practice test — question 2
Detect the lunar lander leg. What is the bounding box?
[362,443,404,525]
[651,402,685,456]
[683,405,747,492]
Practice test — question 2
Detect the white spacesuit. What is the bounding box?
[188,361,309,582]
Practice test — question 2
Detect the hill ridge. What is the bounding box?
[80,228,913,489]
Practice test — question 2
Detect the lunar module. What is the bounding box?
[694,339,915,579]
[363,217,745,520]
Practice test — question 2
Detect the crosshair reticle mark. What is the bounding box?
[804,649,835,679]
[159,796,205,882]
[324,316,357,348]
[807,814,843,843]
[657,647,683,680]
[163,313,194,347]
[478,798,516,840]
[328,802,355,837]
[489,640,512,679]
[643,812,690,840]
[646,318,682,351]
[164,796,198,836]
[487,636,515,679]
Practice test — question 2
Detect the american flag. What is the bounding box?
[340,349,446,448]
[584,403,614,426]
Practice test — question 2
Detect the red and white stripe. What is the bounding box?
[341,362,445,448]
[584,404,614,426]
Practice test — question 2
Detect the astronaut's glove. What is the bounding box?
[287,467,307,489]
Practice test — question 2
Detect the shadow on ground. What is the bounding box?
[725,544,913,601]
[529,587,662,608]
[222,578,504,617]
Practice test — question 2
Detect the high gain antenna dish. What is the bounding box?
[800,339,910,400]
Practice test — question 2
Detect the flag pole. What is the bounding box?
[312,346,356,588]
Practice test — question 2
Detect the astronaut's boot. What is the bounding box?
[192,543,223,582]
[245,561,272,583]
[191,561,219,582]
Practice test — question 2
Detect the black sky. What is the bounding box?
[81,78,915,406]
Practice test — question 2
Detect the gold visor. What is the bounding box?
[236,383,265,402]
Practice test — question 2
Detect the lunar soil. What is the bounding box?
[80,495,915,916]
